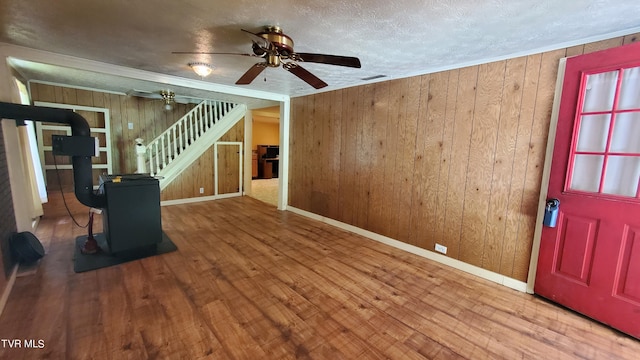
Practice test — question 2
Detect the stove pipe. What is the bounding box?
[0,102,106,208]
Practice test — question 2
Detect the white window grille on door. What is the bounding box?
[567,65,640,199]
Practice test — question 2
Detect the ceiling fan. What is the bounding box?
[173,26,362,89]
[126,89,199,110]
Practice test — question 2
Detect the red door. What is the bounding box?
[535,41,640,339]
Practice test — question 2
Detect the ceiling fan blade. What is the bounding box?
[294,53,361,68]
[171,51,259,57]
[285,64,328,89]
[236,63,267,85]
[126,89,163,99]
[241,29,271,50]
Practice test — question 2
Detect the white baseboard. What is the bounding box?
[161,195,218,206]
[286,206,528,293]
[0,264,19,317]
[160,193,241,206]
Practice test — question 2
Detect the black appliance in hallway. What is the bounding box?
[99,174,163,253]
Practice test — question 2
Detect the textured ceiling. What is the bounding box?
[1,0,640,105]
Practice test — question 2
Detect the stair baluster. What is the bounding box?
[189,113,195,141]
[154,141,160,176]
[178,121,184,155]
[172,127,178,160]
[199,105,204,135]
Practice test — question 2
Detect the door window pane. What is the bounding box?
[582,71,619,112]
[611,112,640,153]
[618,66,640,110]
[602,156,640,197]
[570,155,604,192]
[576,114,610,152]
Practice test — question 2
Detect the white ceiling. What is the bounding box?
[1,0,640,106]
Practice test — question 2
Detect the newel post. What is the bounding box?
[135,137,147,173]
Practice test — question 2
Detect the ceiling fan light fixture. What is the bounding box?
[160,90,175,111]
[189,62,214,77]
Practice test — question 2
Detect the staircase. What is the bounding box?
[136,99,246,190]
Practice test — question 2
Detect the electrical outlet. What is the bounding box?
[435,243,447,254]
[199,187,204,194]
[128,122,134,130]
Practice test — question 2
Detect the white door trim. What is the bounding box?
[214,141,243,197]
[278,99,290,210]
[526,58,567,294]
[243,110,253,197]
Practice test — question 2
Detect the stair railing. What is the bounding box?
[136,99,235,176]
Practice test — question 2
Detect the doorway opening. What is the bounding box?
[249,106,280,206]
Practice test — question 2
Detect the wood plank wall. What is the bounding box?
[29,83,196,174]
[289,33,639,282]
[28,83,244,203]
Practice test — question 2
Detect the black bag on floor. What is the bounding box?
[10,231,45,264]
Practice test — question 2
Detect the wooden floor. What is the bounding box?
[1,197,638,359]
